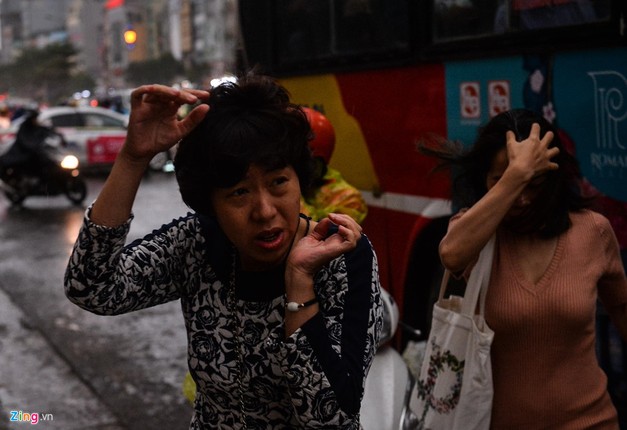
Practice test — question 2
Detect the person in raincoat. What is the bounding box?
[299,107,368,225]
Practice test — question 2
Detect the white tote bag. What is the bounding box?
[414,236,496,430]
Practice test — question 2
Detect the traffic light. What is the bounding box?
[123,29,137,50]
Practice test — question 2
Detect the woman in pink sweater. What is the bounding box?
[431,109,627,429]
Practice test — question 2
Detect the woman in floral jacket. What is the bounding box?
[64,73,382,429]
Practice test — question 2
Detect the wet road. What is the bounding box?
[0,172,194,430]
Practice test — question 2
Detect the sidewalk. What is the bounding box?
[0,288,124,430]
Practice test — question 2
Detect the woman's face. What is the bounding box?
[210,163,302,271]
[486,148,545,220]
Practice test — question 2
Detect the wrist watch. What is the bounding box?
[285,297,318,312]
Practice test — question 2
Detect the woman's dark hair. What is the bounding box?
[175,72,313,215]
[419,109,594,237]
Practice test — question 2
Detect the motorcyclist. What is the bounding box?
[0,109,65,180]
[300,107,368,224]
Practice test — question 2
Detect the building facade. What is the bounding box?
[0,0,237,96]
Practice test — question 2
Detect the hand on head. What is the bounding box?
[505,122,560,183]
[123,84,210,163]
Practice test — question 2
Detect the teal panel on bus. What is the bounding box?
[445,57,527,148]
[553,48,627,202]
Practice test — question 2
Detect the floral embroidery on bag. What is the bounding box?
[416,338,464,425]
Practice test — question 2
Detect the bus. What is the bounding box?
[237,0,626,420]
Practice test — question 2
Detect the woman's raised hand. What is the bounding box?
[123,85,210,163]
[287,213,363,277]
[506,122,560,183]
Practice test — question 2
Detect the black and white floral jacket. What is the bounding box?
[64,209,383,429]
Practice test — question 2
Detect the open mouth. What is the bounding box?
[258,230,280,242]
[254,229,284,249]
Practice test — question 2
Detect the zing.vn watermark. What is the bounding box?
[9,410,53,425]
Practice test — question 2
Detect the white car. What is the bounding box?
[0,106,172,171]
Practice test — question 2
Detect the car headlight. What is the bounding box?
[61,155,79,170]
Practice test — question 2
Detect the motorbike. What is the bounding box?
[0,133,87,205]
[360,288,422,430]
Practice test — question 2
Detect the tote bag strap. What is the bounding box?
[437,269,452,302]
[461,235,496,316]
[438,235,496,315]
[437,235,496,317]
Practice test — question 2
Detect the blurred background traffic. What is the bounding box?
[0,0,239,174]
[0,0,237,111]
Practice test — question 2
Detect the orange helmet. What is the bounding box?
[302,107,335,164]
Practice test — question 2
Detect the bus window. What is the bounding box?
[433,0,501,42]
[276,0,332,62]
[434,0,613,42]
[334,0,410,54]
[274,0,411,68]
[501,0,611,32]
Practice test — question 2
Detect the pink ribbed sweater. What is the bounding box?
[485,210,627,429]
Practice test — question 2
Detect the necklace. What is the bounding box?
[228,247,248,429]
[226,215,307,428]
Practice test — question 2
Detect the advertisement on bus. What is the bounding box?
[446,47,627,251]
